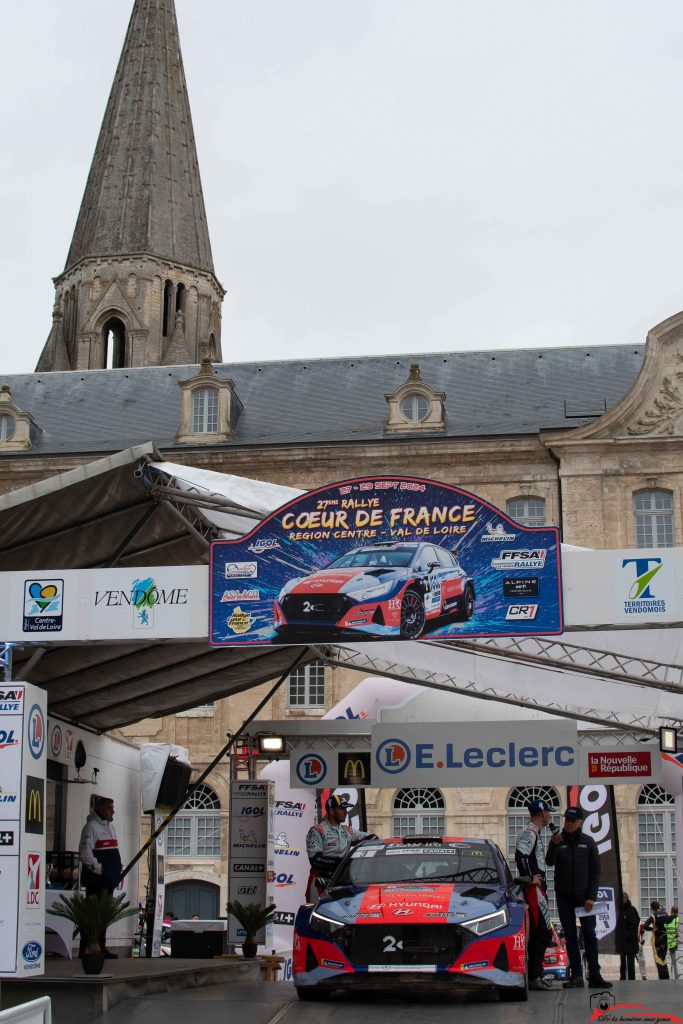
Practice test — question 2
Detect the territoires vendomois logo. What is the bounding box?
[621,558,666,615]
[375,738,411,774]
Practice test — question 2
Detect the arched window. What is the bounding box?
[167,783,221,858]
[191,387,219,433]
[637,784,676,916]
[102,316,126,369]
[393,788,445,837]
[287,660,325,708]
[175,283,186,314]
[0,414,15,441]
[634,490,674,548]
[507,786,560,919]
[163,279,175,337]
[506,496,546,527]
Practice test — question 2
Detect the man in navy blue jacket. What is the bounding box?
[78,796,123,958]
[546,806,611,990]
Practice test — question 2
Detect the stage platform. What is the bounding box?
[0,955,261,1024]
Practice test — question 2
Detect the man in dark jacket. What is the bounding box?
[643,900,672,979]
[78,796,123,958]
[616,892,640,980]
[545,806,612,989]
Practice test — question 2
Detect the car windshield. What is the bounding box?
[328,548,415,569]
[336,844,502,886]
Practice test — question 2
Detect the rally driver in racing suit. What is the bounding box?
[515,797,556,991]
[305,794,372,900]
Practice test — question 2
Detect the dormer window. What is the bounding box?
[385,363,446,434]
[176,359,242,444]
[0,414,15,441]
[192,387,219,434]
[0,386,37,451]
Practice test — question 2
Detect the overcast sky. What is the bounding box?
[3,1,683,376]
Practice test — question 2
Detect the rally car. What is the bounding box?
[293,836,528,1001]
[273,542,474,640]
[542,925,568,981]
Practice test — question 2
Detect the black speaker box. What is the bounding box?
[156,757,191,809]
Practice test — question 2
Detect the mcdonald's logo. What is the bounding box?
[25,776,44,835]
[338,751,371,786]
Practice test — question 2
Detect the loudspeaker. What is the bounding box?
[156,757,191,809]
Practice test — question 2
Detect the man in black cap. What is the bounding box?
[546,806,612,989]
[305,794,371,900]
[515,798,555,990]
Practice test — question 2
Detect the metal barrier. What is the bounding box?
[0,997,51,1023]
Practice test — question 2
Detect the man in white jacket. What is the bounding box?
[78,796,123,958]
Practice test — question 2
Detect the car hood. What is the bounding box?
[319,883,505,926]
[289,567,400,595]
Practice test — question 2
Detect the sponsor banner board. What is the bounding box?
[371,721,579,788]
[580,746,660,783]
[0,566,207,642]
[563,548,681,626]
[228,781,274,945]
[209,476,563,645]
[0,682,46,977]
[288,737,371,789]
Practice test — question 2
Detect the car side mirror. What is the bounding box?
[428,561,439,571]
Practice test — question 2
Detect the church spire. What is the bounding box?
[37,0,224,372]
[66,0,214,274]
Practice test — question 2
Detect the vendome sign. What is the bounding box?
[210,476,563,645]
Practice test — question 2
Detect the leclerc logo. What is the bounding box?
[376,739,411,774]
[28,705,45,759]
[295,754,327,785]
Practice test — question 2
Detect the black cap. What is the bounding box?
[325,794,351,812]
[564,806,584,821]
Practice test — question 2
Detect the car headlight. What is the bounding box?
[309,909,346,937]
[352,580,395,602]
[278,578,302,602]
[466,907,509,936]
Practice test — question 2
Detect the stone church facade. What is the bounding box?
[0,0,681,928]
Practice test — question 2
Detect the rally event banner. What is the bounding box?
[209,476,563,645]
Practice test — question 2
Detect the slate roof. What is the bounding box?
[1,345,645,457]
[64,0,214,276]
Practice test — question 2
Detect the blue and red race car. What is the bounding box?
[273,541,474,640]
[293,836,528,1001]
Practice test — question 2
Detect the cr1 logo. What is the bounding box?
[375,739,411,774]
[295,754,327,785]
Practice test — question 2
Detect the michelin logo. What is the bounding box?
[481,522,516,542]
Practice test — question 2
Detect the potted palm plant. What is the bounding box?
[227,899,277,959]
[48,892,137,974]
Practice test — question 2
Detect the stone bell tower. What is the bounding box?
[36,0,224,372]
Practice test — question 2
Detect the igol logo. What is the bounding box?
[376,738,411,774]
[295,753,327,785]
[27,705,45,759]
[22,941,42,962]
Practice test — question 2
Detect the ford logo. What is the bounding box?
[22,941,42,962]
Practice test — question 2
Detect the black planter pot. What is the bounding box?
[81,951,105,975]
[242,939,258,959]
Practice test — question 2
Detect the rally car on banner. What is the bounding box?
[273,542,474,640]
[293,836,528,1001]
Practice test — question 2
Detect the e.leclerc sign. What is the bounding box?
[209,476,562,645]
[372,722,579,787]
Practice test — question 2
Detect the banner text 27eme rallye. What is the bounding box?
[209,476,562,646]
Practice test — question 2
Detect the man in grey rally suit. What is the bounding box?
[305,794,371,900]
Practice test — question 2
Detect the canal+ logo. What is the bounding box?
[376,738,411,774]
[28,705,45,759]
[295,753,327,785]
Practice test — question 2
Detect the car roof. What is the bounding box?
[362,836,493,848]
